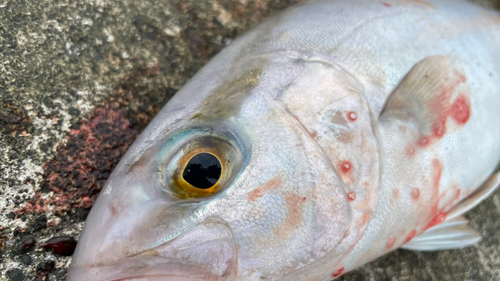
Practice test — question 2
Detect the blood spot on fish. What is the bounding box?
[426,159,445,230]
[362,213,371,225]
[347,192,356,201]
[417,136,431,147]
[392,188,400,200]
[383,3,391,7]
[310,131,318,139]
[332,267,345,278]
[274,193,305,238]
[411,188,420,200]
[338,228,351,245]
[404,230,416,243]
[432,117,446,138]
[338,160,352,174]
[386,237,396,249]
[337,159,355,184]
[346,111,357,121]
[451,95,470,125]
[248,174,283,201]
[454,70,466,83]
[406,145,416,157]
[432,159,443,190]
[426,212,447,229]
[441,185,462,211]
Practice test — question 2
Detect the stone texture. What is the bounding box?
[0,0,499,280]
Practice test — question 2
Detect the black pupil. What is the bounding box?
[182,153,222,189]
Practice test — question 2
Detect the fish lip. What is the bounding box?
[68,218,238,281]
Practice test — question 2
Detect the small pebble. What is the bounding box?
[36,260,55,274]
[75,207,89,221]
[6,268,25,281]
[43,236,77,256]
[20,254,32,265]
[16,237,35,253]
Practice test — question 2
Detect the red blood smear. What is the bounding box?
[411,188,420,200]
[455,189,461,201]
[451,95,470,125]
[386,237,396,249]
[404,230,416,243]
[43,236,77,256]
[347,192,356,201]
[426,212,447,229]
[332,267,345,278]
[383,3,391,7]
[338,161,352,174]
[432,159,443,190]
[362,213,371,225]
[406,145,416,157]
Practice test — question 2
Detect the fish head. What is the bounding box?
[68,52,378,280]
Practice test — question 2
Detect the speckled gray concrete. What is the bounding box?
[0,0,499,280]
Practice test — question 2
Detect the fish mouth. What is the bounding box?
[67,218,238,281]
[67,257,227,281]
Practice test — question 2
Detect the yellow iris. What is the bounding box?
[172,148,227,198]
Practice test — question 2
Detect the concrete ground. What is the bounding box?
[0,0,499,280]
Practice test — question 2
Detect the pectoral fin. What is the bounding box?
[401,216,480,251]
[380,56,464,137]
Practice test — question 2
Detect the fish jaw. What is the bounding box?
[67,218,238,281]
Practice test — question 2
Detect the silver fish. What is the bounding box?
[68,0,500,280]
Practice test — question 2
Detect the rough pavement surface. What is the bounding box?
[1,0,499,280]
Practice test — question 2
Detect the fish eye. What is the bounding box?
[156,129,244,199]
[173,150,226,198]
[182,153,222,189]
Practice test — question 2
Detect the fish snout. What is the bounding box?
[67,218,238,281]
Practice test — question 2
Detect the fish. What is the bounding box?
[67,0,500,280]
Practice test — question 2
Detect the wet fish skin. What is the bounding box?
[68,0,500,280]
